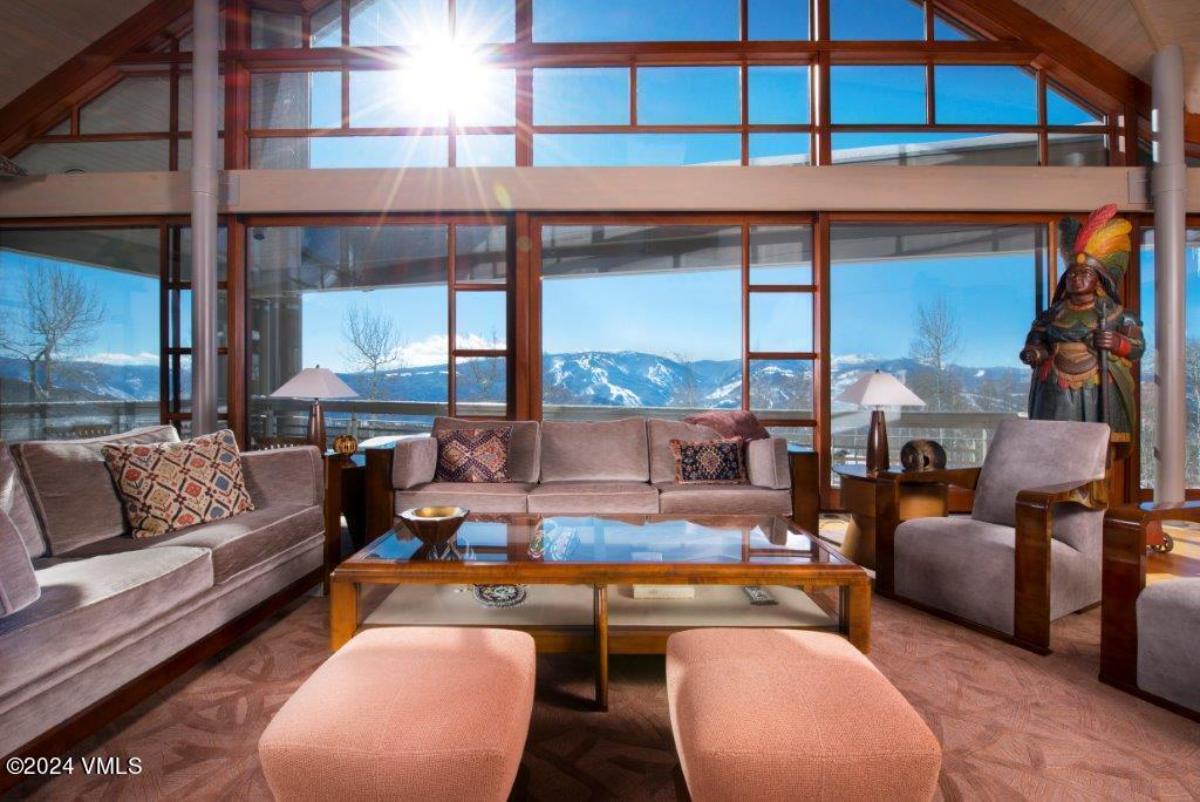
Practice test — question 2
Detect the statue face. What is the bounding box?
[1065,263,1098,298]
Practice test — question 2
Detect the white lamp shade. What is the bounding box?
[838,370,925,407]
[270,367,358,400]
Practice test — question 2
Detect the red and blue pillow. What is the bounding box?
[435,427,513,483]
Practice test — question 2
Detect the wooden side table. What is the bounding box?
[833,463,949,570]
[323,451,366,591]
[788,445,820,537]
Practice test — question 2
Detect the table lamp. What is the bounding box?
[837,370,925,474]
[270,366,358,448]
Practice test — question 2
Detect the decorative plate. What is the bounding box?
[473,584,527,608]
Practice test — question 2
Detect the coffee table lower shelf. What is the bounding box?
[329,579,870,712]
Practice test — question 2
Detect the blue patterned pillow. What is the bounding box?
[436,427,512,483]
[669,437,746,484]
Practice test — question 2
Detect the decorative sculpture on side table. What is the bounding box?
[1020,204,1144,436]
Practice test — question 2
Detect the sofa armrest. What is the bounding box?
[241,446,322,508]
[391,435,437,490]
[746,437,789,490]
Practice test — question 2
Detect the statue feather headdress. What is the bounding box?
[1058,203,1130,291]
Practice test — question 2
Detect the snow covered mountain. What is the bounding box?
[0,351,1027,413]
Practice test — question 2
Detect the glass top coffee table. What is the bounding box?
[329,513,869,710]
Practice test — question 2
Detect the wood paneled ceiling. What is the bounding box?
[0,0,152,108]
[0,0,1196,129]
[1013,0,1200,113]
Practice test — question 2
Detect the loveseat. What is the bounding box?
[365,417,797,538]
[0,425,325,765]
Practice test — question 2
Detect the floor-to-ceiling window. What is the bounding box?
[829,221,1048,478]
[246,217,511,447]
[0,227,163,441]
[537,217,817,447]
[1137,226,1200,490]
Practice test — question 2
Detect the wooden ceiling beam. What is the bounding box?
[936,0,1152,113]
[0,0,193,156]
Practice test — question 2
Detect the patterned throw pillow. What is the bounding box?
[435,427,512,483]
[670,437,746,484]
[102,429,255,538]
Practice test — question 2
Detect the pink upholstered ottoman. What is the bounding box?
[666,629,941,802]
[258,627,535,802]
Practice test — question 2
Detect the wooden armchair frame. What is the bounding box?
[1101,501,1200,719]
[876,466,1109,653]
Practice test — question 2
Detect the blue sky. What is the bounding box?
[0,250,160,364]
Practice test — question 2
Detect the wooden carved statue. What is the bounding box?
[1020,204,1144,435]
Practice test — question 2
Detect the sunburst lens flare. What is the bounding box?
[402,37,490,124]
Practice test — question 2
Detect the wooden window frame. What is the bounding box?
[529,211,820,437]
[6,0,1134,170]
[236,212,518,444]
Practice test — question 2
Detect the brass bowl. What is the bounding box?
[399,506,469,545]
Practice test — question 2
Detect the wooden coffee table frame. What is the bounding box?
[329,515,870,711]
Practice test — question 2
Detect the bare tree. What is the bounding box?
[342,304,404,401]
[908,297,965,412]
[0,266,104,399]
[462,327,504,411]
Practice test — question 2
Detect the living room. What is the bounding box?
[1,0,1198,799]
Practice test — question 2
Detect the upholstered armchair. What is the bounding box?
[1102,502,1200,717]
[876,418,1111,653]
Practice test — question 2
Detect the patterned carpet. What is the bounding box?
[10,588,1200,802]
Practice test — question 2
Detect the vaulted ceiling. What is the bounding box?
[0,0,1197,124]
[0,0,149,108]
[1013,0,1200,113]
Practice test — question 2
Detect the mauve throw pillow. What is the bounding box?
[670,438,747,484]
[435,427,512,483]
[102,429,255,538]
[683,410,770,441]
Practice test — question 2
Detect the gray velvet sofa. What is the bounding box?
[366,417,793,536]
[0,425,325,763]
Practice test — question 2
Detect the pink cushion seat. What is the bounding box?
[258,627,535,802]
[666,629,941,802]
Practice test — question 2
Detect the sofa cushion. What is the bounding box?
[70,503,322,585]
[648,419,722,484]
[435,427,512,483]
[396,483,534,515]
[541,418,649,483]
[1,443,45,558]
[433,418,540,483]
[0,510,40,616]
[527,481,659,514]
[894,515,1098,636]
[670,438,746,484]
[1137,578,1200,713]
[972,419,1108,531]
[655,483,791,515]
[102,429,255,539]
[12,424,181,555]
[746,437,790,490]
[390,437,438,490]
[0,546,212,699]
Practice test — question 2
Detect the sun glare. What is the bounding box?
[402,37,491,123]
